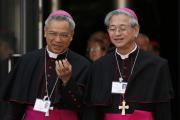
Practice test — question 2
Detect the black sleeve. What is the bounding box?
[60,61,90,110]
[81,106,97,120]
[60,79,85,110]
[82,106,104,120]
[153,101,172,120]
[0,102,26,120]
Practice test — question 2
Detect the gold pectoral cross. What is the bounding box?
[45,106,53,116]
[118,100,129,115]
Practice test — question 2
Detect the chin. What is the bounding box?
[51,49,60,54]
[115,44,124,48]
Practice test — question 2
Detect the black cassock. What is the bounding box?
[0,48,91,120]
[83,49,174,120]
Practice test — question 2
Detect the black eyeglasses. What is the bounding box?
[108,25,131,33]
[47,32,71,39]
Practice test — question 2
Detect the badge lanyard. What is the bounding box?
[114,48,139,115]
[114,48,139,84]
[33,49,68,116]
[44,49,68,100]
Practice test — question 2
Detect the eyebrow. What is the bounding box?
[109,24,129,27]
[47,31,70,34]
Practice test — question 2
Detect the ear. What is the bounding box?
[70,31,74,41]
[134,26,140,38]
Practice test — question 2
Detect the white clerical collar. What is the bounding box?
[116,44,138,59]
[46,47,58,59]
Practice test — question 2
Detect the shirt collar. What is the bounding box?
[46,47,58,59]
[116,44,138,59]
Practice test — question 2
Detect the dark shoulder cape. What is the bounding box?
[0,49,45,104]
[87,49,174,105]
[0,48,90,104]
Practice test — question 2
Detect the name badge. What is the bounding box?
[33,97,51,113]
[111,82,127,94]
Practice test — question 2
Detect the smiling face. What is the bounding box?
[44,20,74,54]
[108,14,139,54]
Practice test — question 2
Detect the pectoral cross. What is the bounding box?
[118,100,129,115]
[45,106,53,116]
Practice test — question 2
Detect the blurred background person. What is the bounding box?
[0,30,14,80]
[0,39,13,81]
[0,30,15,119]
[0,30,14,61]
[0,40,13,61]
[87,38,108,62]
[89,31,115,52]
[149,40,160,56]
[86,31,109,62]
[88,31,110,48]
[135,33,151,51]
[135,33,161,56]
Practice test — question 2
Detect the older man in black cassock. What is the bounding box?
[0,10,90,120]
[83,8,174,120]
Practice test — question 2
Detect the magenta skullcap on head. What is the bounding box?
[117,8,138,21]
[48,10,73,20]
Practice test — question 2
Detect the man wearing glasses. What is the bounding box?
[0,10,90,120]
[84,8,173,120]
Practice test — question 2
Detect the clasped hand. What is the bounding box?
[55,59,72,86]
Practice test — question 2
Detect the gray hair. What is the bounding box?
[45,15,75,31]
[104,10,139,28]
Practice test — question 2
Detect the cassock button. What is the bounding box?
[47,74,51,77]
[49,66,52,69]
[68,90,72,94]
[73,98,77,102]
[123,66,127,70]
